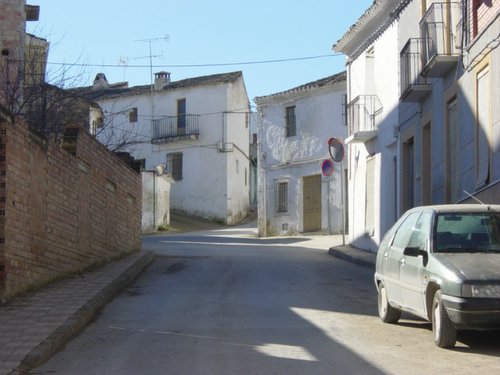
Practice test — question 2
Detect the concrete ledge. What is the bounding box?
[328,246,376,269]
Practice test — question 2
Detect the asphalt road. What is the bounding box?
[32,227,500,375]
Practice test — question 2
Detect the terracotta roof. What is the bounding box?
[72,71,243,101]
[254,71,346,104]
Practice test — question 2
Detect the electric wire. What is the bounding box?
[45,53,343,69]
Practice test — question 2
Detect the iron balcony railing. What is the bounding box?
[151,114,200,143]
[420,2,461,72]
[347,95,382,136]
[400,38,431,101]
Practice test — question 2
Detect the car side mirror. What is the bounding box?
[403,247,427,258]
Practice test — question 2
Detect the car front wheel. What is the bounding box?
[431,290,457,348]
[378,282,401,323]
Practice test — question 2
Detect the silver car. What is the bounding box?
[374,204,500,348]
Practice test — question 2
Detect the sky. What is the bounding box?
[27,0,373,105]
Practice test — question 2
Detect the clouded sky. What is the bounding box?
[28,0,373,104]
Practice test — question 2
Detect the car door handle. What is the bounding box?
[383,252,389,259]
[400,258,406,265]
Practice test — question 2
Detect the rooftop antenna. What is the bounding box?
[118,56,128,81]
[134,35,169,89]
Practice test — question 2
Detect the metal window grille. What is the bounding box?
[274,178,289,214]
[342,94,347,126]
[285,106,296,137]
[129,107,138,123]
[167,153,183,181]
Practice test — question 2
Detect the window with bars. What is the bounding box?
[167,153,183,181]
[285,106,296,137]
[129,107,138,123]
[274,178,289,215]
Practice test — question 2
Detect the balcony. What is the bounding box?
[151,114,200,144]
[400,38,432,102]
[420,2,461,77]
[345,95,382,144]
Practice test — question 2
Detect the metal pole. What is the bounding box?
[341,159,346,246]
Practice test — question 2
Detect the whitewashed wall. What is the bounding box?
[258,83,347,235]
[96,77,250,224]
[141,172,172,231]
[347,22,399,252]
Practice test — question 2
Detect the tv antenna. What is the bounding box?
[134,35,170,88]
[118,56,129,81]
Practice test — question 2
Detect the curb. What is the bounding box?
[328,247,375,269]
[14,251,154,374]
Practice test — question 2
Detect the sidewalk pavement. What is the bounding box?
[0,250,154,375]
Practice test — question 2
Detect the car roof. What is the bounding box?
[409,204,500,214]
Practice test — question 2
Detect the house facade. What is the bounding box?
[79,71,251,225]
[334,0,499,251]
[254,72,348,236]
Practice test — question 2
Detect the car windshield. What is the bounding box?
[434,212,500,253]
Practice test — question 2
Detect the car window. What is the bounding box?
[392,212,421,249]
[434,212,500,252]
[407,212,432,250]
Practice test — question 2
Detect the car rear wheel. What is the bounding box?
[378,282,401,323]
[432,290,457,348]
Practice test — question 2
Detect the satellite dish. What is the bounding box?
[155,164,166,176]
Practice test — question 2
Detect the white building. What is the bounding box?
[334,0,499,252]
[254,72,348,236]
[78,71,251,225]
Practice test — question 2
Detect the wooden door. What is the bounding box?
[303,175,321,232]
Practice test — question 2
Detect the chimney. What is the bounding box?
[154,71,171,90]
[93,73,109,90]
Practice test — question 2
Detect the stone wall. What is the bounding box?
[0,114,142,300]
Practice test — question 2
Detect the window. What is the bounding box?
[393,212,421,249]
[435,213,500,252]
[476,66,490,188]
[177,99,186,134]
[285,106,296,137]
[472,0,483,38]
[129,107,138,123]
[274,178,289,215]
[408,212,432,250]
[167,153,183,181]
[342,94,348,126]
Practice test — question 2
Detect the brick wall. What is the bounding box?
[0,114,142,300]
[0,0,26,109]
[470,0,500,39]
